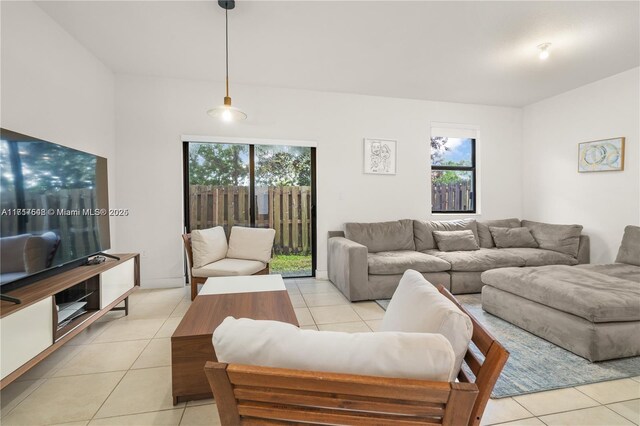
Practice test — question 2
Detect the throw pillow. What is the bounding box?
[432,230,480,252]
[521,220,583,258]
[615,225,640,266]
[214,317,455,382]
[191,226,228,269]
[413,219,478,251]
[489,226,538,248]
[380,270,473,380]
[226,226,275,264]
[476,218,521,248]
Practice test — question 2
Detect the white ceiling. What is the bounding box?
[36,1,639,107]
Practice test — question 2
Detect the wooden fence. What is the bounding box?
[432,182,473,212]
[189,185,312,255]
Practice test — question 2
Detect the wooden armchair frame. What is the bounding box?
[182,233,269,301]
[204,285,509,425]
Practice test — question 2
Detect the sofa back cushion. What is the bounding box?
[489,227,538,249]
[413,219,478,252]
[214,317,455,382]
[380,270,473,380]
[521,220,583,258]
[476,218,521,248]
[227,226,276,264]
[616,225,640,266]
[345,219,415,253]
[191,226,228,269]
[0,234,30,273]
[433,230,480,252]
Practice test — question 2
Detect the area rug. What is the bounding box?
[376,295,640,398]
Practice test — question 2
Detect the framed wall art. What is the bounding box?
[364,138,396,175]
[578,137,625,172]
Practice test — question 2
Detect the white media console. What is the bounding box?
[0,253,139,388]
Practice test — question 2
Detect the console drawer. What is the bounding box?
[100,259,135,308]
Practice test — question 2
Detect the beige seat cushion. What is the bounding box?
[226,227,275,264]
[425,248,525,272]
[214,317,455,381]
[499,248,578,267]
[192,258,266,277]
[191,226,228,268]
[380,270,472,380]
[367,251,450,275]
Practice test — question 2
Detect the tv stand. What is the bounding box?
[96,252,121,261]
[0,253,140,389]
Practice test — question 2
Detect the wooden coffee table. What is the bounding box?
[171,275,298,404]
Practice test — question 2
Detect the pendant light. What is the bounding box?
[207,0,247,121]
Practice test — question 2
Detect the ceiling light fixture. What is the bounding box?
[207,0,246,122]
[537,43,551,61]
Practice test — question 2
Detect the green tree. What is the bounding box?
[255,146,311,187]
[188,143,249,186]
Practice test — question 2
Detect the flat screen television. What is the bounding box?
[0,128,110,292]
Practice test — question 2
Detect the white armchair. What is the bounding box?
[183,226,276,300]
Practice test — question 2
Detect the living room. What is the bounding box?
[0,1,638,425]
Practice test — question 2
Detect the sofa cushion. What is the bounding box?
[615,225,640,267]
[380,270,472,380]
[227,226,275,264]
[481,265,640,322]
[214,317,455,381]
[576,263,640,283]
[24,232,59,273]
[191,226,228,268]
[367,251,451,275]
[521,220,583,258]
[192,258,266,277]
[489,227,538,249]
[498,248,578,267]
[345,220,415,253]
[477,218,521,248]
[433,230,479,252]
[413,219,478,251]
[425,248,525,272]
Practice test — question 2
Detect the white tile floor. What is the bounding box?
[1,279,639,425]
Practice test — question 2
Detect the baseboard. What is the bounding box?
[315,270,328,280]
[140,277,186,289]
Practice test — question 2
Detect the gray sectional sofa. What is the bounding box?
[481,225,640,361]
[328,218,590,301]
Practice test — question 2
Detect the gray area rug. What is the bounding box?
[375,295,640,398]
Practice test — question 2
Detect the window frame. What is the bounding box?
[430,137,477,214]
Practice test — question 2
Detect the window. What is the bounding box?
[431,137,476,213]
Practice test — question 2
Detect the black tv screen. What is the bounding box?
[0,129,110,290]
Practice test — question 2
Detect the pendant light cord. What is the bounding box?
[225,7,229,98]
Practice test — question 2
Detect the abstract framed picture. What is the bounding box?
[578,137,625,172]
[364,138,396,175]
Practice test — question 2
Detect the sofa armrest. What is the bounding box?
[577,234,590,264]
[327,237,368,301]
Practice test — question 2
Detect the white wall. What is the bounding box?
[115,74,523,286]
[523,68,640,263]
[1,1,117,247]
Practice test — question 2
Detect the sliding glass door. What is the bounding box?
[184,141,316,277]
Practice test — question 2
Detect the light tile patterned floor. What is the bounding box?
[1,279,639,425]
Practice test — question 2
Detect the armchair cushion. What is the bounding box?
[0,234,30,273]
[226,226,275,264]
[380,270,472,380]
[213,317,455,381]
[191,226,228,269]
[192,258,266,278]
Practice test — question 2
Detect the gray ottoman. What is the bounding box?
[481,265,640,361]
